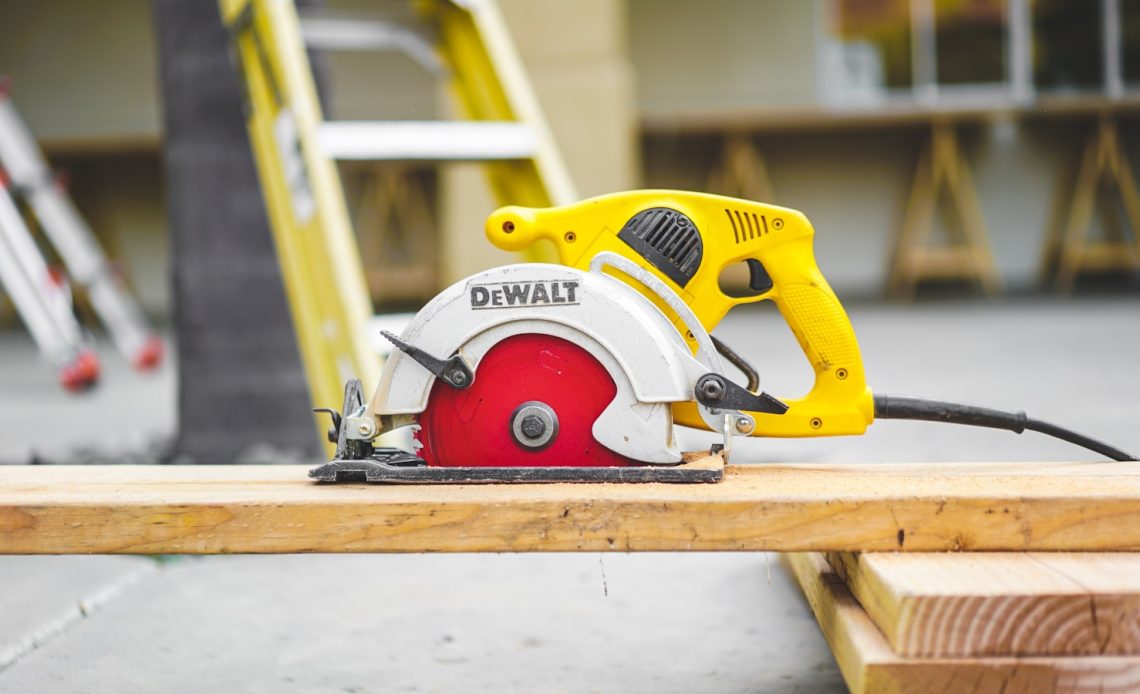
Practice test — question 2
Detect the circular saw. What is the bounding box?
[311,255,780,483]
[311,190,1134,484]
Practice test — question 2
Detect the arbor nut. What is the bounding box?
[520,415,545,439]
[509,401,559,450]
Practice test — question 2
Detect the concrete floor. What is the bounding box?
[0,295,1138,693]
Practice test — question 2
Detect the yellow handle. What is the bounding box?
[486,190,875,438]
[732,226,873,436]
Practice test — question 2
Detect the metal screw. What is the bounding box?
[699,377,725,401]
[450,369,467,385]
[357,423,371,436]
[735,417,754,435]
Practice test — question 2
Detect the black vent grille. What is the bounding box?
[617,207,703,287]
[724,209,770,243]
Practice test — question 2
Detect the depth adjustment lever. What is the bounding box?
[381,330,474,390]
[694,373,789,415]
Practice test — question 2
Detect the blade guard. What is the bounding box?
[485,190,875,438]
[365,263,710,463]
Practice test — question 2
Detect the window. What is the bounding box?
[935,0,1008,85]
[1122,0,1140,85]
[819,0,1140,106]
[822,0,913,103]
[1033,0,1102,91]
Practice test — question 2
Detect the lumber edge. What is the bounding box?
[827,551,1140,657]
[784,553,1140,694]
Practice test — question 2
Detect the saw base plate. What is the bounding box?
[309,449,724,484]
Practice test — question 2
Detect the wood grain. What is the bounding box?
[3,461,1140,554]
[827,552,1140,658]
[785,552,1140,694]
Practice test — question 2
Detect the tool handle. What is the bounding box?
[736,219,873,436]
[640,200,874,438]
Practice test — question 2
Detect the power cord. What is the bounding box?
[873,394,1136,462]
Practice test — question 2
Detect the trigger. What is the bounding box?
[746,259,773,293]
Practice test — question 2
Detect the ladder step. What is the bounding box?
[318,121,538,162]
[300,16,411,51]
[298,16,442,73]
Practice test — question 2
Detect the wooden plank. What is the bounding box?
[827,552,1140,658]
[785,552,1140,694]
[908,248,980,278]
[1069,243,1140,271]
[4,461,1140,554]
[640,95,1140,136]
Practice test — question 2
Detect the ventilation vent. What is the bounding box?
[617,207,703,287]
[725,209,780,243]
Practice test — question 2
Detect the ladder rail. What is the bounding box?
[0,182,87,369]
[220,0,579,448]
[0,90,161,367]
[453,0,576,204]
[221,0,383,429]
[426,0,577,217]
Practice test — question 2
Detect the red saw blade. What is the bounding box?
[415,333,637,467]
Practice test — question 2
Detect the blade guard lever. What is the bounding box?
[381,330,474,390]
[694,373,787,415]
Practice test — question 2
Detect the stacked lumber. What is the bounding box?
[786,552,1140,693]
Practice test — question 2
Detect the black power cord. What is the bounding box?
[873,394,1136,462]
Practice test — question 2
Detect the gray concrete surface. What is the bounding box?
[0,554,841,694]
[0,557,155,671]
[0,333,175,464]
[0,296,1137,692]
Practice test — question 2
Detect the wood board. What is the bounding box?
[827,552,1140,658]
[4,460,1140,554]
[785,552,1140,694]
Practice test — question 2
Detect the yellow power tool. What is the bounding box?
[487,190,872,440]
[309,191,1134,484]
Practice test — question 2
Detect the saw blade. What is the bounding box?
[414,333,637,467]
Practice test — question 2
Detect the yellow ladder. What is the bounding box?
[218,0,577,444]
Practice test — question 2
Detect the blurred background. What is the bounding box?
[2,0,1140,450]
[1,2,1139,690]
[2,0,1138,465]
[4,0,1140,306]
